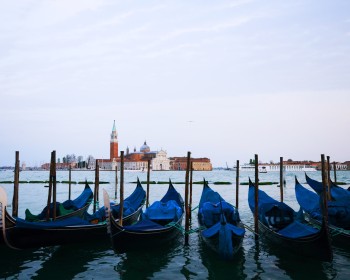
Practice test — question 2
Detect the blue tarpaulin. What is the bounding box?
[278,221,318,238]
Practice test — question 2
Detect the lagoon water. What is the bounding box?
[1,170,350,279]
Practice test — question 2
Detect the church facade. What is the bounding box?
[97,121,171,171]
[97,121,212,171]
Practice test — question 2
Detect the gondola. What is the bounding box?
[295,177,350,246]
[0,180,146,249]
[25,182,94,222]
[248,179,333,261]
[0,182,93,245]
[305,173,350,201]
[198,180,245,260]
[107,180,184,252]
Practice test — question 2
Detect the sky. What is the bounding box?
[0,0,349,168]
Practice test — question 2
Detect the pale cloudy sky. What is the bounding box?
[1,0,349,167]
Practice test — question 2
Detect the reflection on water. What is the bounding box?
[245,240,265,280]
[115,237,182,279]
[31,240,112,280]
[260,241,334,280]
[0,245,53,279]
[199,237,247,279]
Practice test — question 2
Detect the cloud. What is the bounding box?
[1,1,350,166]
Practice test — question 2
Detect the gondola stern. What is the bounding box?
[0,187,21,250]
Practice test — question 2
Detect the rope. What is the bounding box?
[191,205,199,212]
[167,221,205,235]
[242,223,260,237]
[329,226,350,236]
[111,228,126,238]
[306,220,349,237]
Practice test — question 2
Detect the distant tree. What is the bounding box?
[270,160,274,164]
[78,161,86,168]
[63,157,67,163]
[287,159,293,162]
[66,154,76,163]
[249,159,255,164]
[57,158,61,164]
[77,156,83,163]
[86,155,95,169]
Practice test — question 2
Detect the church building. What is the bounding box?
[97,121,170,171]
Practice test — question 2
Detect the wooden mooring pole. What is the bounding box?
[321,154,333,261]
[68,166,72,200]
[189,161,193,220]
[321,154,331,235]
[115,165,118,200]
[333,161,337,184]
[119,151,124,226]
[52,151,57,221]
[46,152,54,221]
[236,160,239,209]
[280,157,283,202]
[185,151,191,246]
[146,159,151,208]
[12,151,19,217]
[321,155,329,218]
[93,160,99,213]
[326,156,331,201]
[254,154,259,240]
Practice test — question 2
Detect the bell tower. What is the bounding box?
[110,120,119,160]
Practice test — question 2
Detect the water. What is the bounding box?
[1,170,350,279]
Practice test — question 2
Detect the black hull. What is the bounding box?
[110,216,183,252]
[258,220,333,262]
[305,213,350,247]
[3,206,142,250]
[200,221,244,260]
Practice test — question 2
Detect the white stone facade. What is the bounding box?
[151,150,170,171]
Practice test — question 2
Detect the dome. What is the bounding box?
[140,141,150,153]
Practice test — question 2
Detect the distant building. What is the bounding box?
[97,121,213,171]
[97,122,171,171]
[41,162,76,170]
[237,160,350,172]
[96,120,119,170]
[329,162,348,171]
[169,157,212,171]
[122,142,171,171]
[342,161,350,171]
[40,120,212,171]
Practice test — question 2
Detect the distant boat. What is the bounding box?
[239,164,255,171]
[235,164,267,172]
[225,162,233,171]
[259,166,267,173]
[237,163,317,172]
